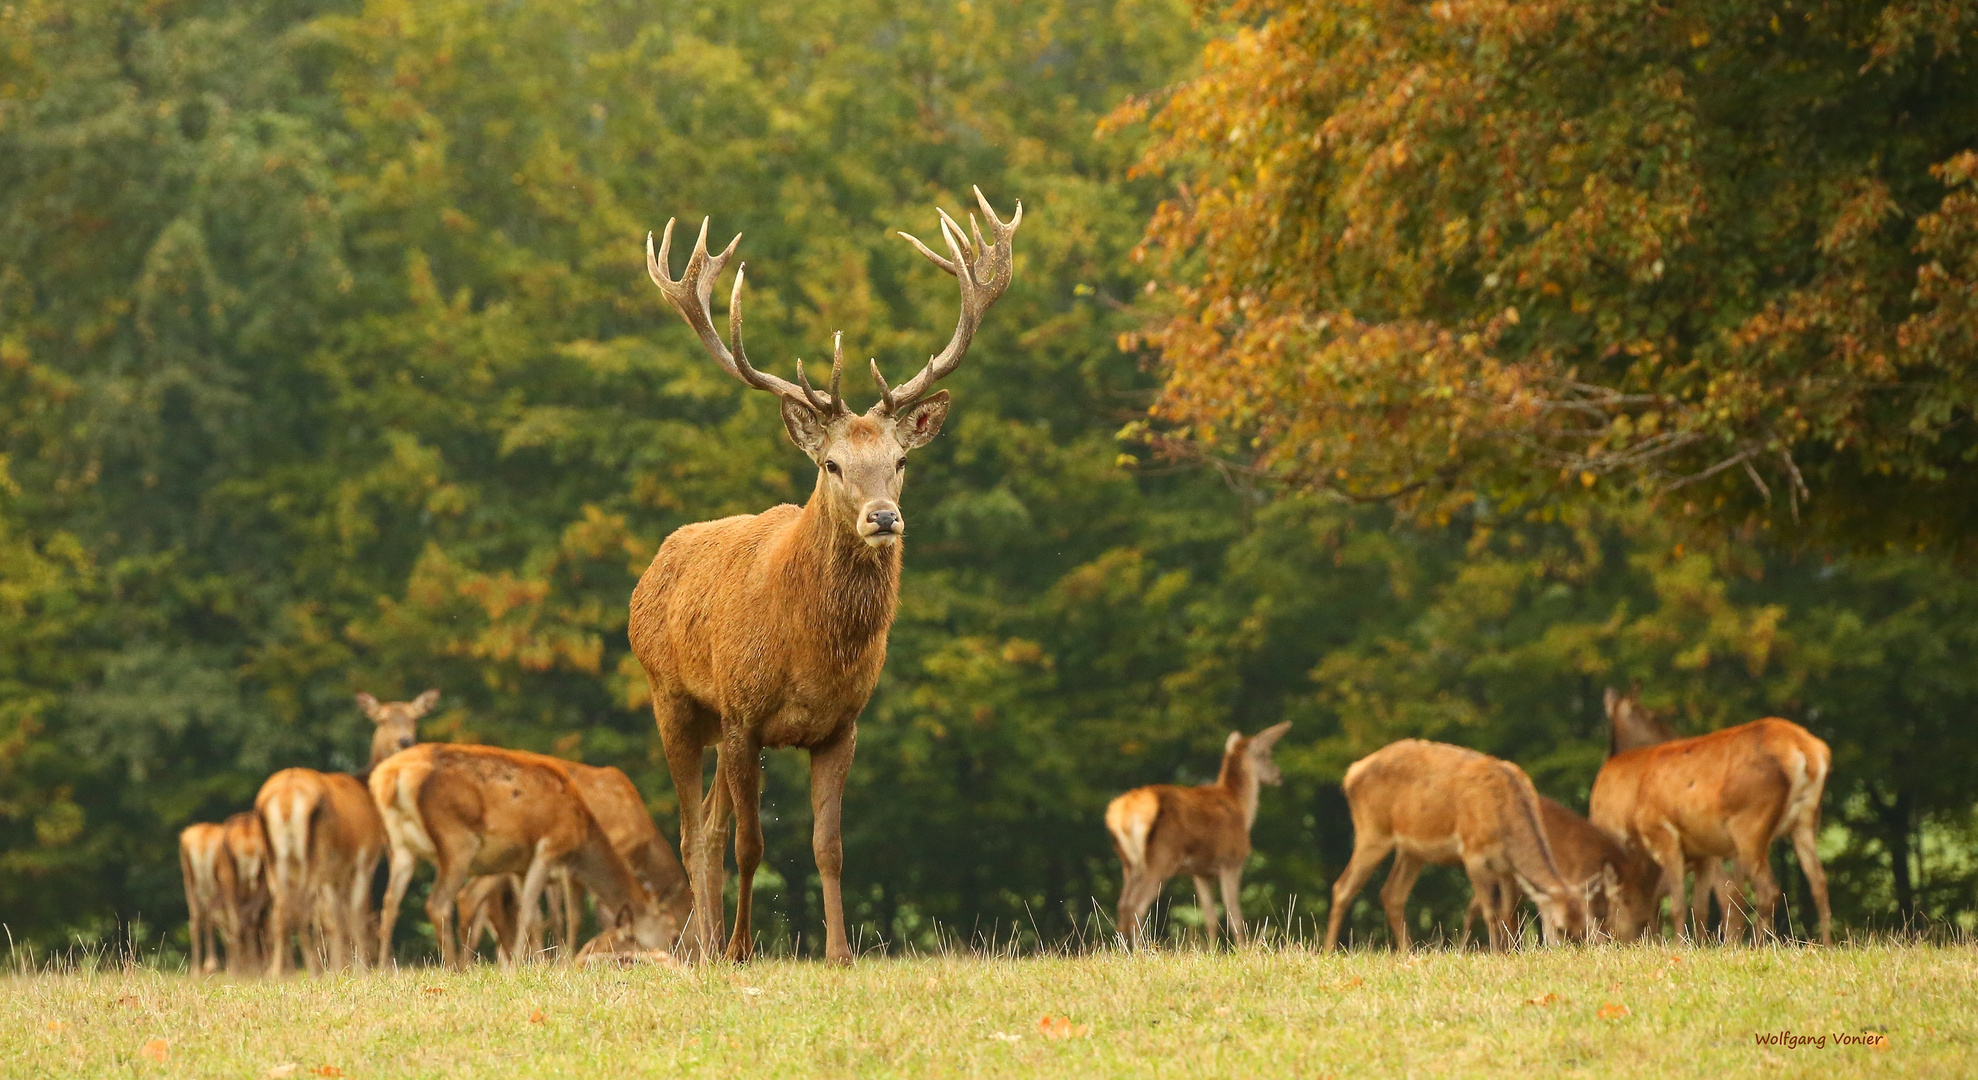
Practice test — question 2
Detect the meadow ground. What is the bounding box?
[1,943,1968,1078]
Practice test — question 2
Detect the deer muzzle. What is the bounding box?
[860,501,903,546]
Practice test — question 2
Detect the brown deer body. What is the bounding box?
[1589,688,1833,945]
[256,767,385,975]
[632,189,1021,963]
[1462,796,1658,944]
[178,822,235,974]
[1324,740,1587,951]
[455,762,691,960]
[219,810,271,974]
[371,744,673,968]
[1106,723,1290,949]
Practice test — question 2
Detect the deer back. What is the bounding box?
[1627,718,1831,845]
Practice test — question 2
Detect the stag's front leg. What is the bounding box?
[808,726,858,965]
[724,733,766,963]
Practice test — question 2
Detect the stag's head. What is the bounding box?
[358,688,439,765]
[1533,884,1591,945]
[647,188,1020,550]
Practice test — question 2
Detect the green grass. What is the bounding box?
[2,944,1969,1078]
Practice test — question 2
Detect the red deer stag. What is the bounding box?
[1590,686,1833,945]
[1324,741,1587,951]
[371,744,674,967]
[1462,796,1658,945]
[1105,722,1291,949]
[179,822,235,974]
[257,768,385,975]
[632,187,1021,963]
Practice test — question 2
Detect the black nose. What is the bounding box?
[399,737,415,749]
[869,509,899,532]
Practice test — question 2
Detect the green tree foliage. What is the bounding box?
[1,0,1974,956]
[1120,0,1978,551]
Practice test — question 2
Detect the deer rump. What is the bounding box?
[1326,740,1584,950]
[372,744,662,967]
[1590,716,1832,944]
[256,767,384,976]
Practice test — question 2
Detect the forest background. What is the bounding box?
[2,0,1974,959]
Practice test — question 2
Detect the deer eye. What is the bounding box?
[896,458,907,471]
[825,460,840,475]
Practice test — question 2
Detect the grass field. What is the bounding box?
[2,943,1969,1078]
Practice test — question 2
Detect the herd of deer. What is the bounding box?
[175,187,1834,972]
[1107,687,1833,950]
[179,689,692,975]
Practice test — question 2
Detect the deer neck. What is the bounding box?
[791,480,902,664]
[571,823,646,918]
[1216,752,1262,831]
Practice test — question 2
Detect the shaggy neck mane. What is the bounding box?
[790,474,902,666]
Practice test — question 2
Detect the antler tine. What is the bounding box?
[869,357,896,412]
[793,359,833,411]
[830,331,845,414]
[879,187,1023,414]
[647,215,818,410]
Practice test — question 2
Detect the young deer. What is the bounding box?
[357,688,439,769]
[1589,686,1833,945]
[179,822,235,974]
[455,762,691,960]
[1105,722,1291,949]
[632,188,1021,963]
[1325,740,1587,951]
[256,767,386,975]
[1461,796,1658,945]
[371,744,674,968]
[219,810,271,974]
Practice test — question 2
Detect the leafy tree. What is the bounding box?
[1119,0,1978,550]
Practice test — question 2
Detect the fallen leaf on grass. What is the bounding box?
[1524,993,1560,1007]
[1038,1015,1091,1040]
[1597,1002,1629,1021]
[423,985,446,994]
[141,1039,169,1063]
[1335,977,1363,991]
[46,1020,67,1032]
[309,1066,343,1078]
[265,1065,299,1079]
[529,1009,546,1024]
[1872,1034,1892,1052]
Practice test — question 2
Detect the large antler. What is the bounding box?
[646,218,844,415]
[875,186,1022,415]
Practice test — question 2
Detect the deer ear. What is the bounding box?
[895,390,949,450]
[1250,721,1292,752]
[1224,731,1243,755]
[781,398,829,459]
[411,688,440,715]
[356,693,382,721]
[1602,686,1620,718]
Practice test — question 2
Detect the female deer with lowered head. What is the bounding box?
[632,189,1021,963]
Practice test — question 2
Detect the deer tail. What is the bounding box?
[261,785,319,895]
[1105,789,1159,871]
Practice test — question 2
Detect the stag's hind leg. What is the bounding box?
[657,693,721,963]
[1191,876,1221,949]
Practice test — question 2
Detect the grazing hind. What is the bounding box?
[1106,722,1291,949]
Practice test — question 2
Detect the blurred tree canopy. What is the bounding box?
[1120,0,1978,552]
[1,0,1974,956]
